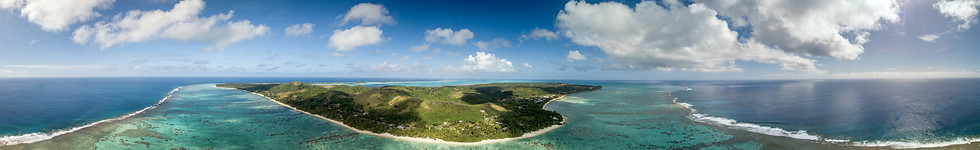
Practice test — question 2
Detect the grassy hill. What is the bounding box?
[217,82,601,142]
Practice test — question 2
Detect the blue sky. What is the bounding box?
[1,0,979,80]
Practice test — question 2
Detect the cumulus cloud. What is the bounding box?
[557,0,822,72]
[934,0,980,31]
[340,3,395,26]
[919,34,941,43]
[701,0,900,60]
[284,23,314,37]
[327,25,384,51]
[424,28,474,46]
[460,52,516,72]
[71,0,269,51]
[474,38,512,50]
[1,0,114,32]
[566,50,586,62]
[521,27,559,41]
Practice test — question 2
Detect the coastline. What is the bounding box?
[215,84,568,146]
[668,86,980,149]
[0,87,181,146]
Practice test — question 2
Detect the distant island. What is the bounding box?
[216,82,601,143]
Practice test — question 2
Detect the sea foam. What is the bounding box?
[849,137,980,149]
[670,85,980,149]
[0,87,181,146]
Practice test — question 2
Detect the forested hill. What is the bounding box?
[217,82,601,142]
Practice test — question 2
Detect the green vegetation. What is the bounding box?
[217,82,601,142]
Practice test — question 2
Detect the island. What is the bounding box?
[216,82,601,143]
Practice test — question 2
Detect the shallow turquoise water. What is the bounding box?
[4,80,762,149]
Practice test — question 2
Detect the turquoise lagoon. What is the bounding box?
[5,79,972,149]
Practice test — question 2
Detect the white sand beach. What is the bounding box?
[215,84,568,146]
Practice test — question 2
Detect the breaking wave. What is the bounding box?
[669,86,979,149]
[0,87,181,146]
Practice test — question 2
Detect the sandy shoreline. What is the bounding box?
[215,84,568,146]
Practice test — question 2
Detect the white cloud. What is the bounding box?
[934,0,980,31]
[400,55,410,60]
[71,0,269,51]
[701,0,900,60]
[1,0,114,32]
[0,0,23,9]
[340,3,395,26]
[919,34,941,43]
[521,27,559,41]
[410,44,429,52]
[432,48,441,53]
[523,62,533,72]
[284,23,314,37]
[461,52,516,72]
[29,39,37,45]
[566,50,586,62]
[474,38,512,50]
[331,52,345,57]
[424,28,474,46]
[557,1,821,72]
[327,25,384,51]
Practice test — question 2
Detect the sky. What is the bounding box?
[1,0,979,80]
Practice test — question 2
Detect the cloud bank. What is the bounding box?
[556,0,900,72]
[71,0,269,51]
[0,0,114,32]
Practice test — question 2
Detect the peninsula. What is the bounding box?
[216,82,601,143]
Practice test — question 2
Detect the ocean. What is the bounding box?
[667,79,980,148]
[1,78,978,149]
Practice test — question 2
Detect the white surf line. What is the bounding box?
[848,137,980,149]
[666,87,845,143]
[669,85,980,149]
[0,87,182,146]
[216,84,567,146]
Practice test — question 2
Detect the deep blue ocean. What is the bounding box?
[667,79,980,146]
[1,78,979,149]
[0,77,430,136]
